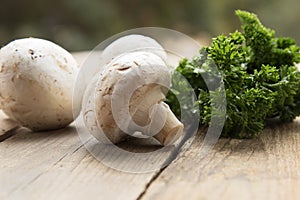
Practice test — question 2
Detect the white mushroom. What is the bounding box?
[101,34,167,65]
[73,34,167,121]
[0,38,78,131]
[74,34,168,119]
[82,51,183,146]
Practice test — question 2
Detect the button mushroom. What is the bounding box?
[73,34,167,119]
[0,38,78,131]
[101,34,167,65]
[82,51,183,146]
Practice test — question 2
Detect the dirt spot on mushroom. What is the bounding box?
[57,61,68,72]
[29,49,34,55]
[133,61,141,67]
[11,75,16,82]
[13,64,18,73]
[117,66,131,71]
[101,75,108,82]
[104,85,114,95]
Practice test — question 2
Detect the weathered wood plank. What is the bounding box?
[140,118,300,200]
[0,111,20,142]
[0,123,179,200]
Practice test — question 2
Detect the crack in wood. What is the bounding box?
[0,111,21,143]
[0,126,20,142]
[136,167,166,200]
[136,126,200,200]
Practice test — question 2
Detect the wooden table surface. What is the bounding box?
[0,53,300,200]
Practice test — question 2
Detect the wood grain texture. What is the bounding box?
[0,125,175,200]
[140,118,300,200]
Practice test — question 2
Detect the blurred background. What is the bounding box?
[0,0,299,51]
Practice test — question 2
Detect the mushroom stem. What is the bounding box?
[130,85,165,126]
[153,102,184,146]
[131,86,183,146]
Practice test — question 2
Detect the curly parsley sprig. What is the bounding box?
[167,10,300,138]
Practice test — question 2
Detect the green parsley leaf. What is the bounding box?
[167,10,300,138]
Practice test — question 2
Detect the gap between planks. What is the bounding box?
[0,111,20,142]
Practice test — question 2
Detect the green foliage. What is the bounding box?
[167,10,300,138]
[236,10,300,69]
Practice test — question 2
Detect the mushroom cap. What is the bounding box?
[0,38,78,131]
[74,34,167,121]
[82,51,171,143]
[101,34,167,66]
